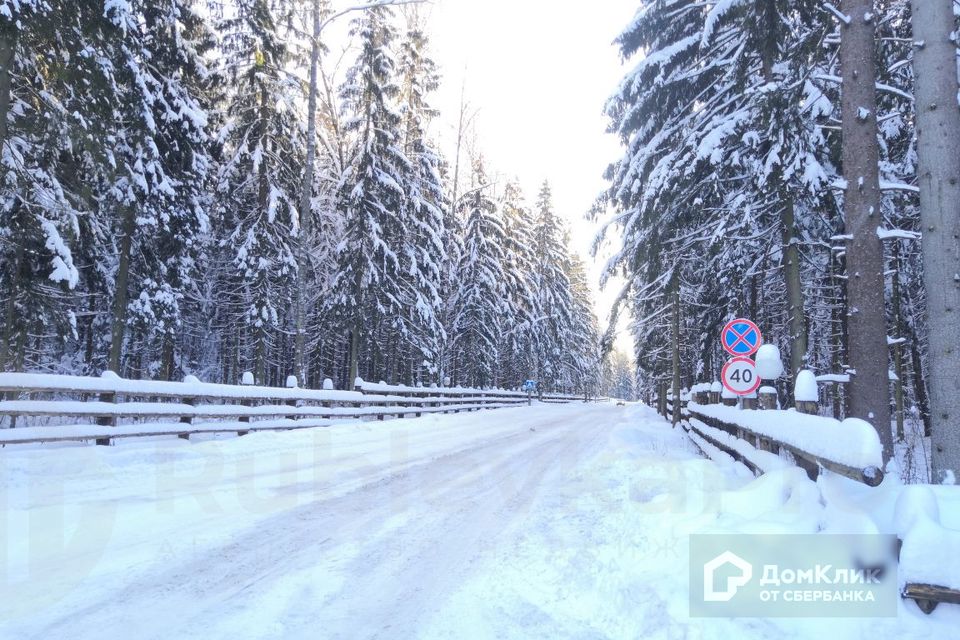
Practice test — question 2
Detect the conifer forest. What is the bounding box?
[0,1,602,397]
[1,0,959,480]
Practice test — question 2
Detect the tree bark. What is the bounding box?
[838,0,893,462]
[891,243,905,441]
[0,21,16,153]
[108,206,135,374]
[910,0,960,484]
[671,272,681,427]
[782,199,808,382]
[0,224,23,371]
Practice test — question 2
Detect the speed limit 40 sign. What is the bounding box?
[721,356,761,396]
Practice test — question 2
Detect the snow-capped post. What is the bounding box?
[285,376,299,420]
[741,388,757,411]
[95,370,121,445]
[721,385,737,407]
[238,371,254,432]
[794,370,819,415]
[709,381,721,405]
[755,344,784,411]
[759,386,777,410]
[179,374,201,431]
[755,344,785,380]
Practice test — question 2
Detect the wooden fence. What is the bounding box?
[660,384,959,614]
[0,372,589,446]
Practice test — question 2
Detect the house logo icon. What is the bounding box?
[703,551,753,602]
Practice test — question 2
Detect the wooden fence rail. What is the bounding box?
[659,381,959,614]
[0,372,591,446]
[663,386,884,486]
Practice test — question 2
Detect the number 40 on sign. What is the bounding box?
[721,356,761,396]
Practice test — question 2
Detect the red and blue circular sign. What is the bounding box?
[721,318,762,357]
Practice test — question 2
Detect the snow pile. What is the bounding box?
[755,344,784,379]
[794,369,819,402]
[690,382,712,395]
[895,486,960,589]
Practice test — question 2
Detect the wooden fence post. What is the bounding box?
[321,378,333,419]
[95,370,120,446]
[795,370,819,415]
[759,386,777,410]
[285,375,298,424]
[721,387,737,407]
[237,371,254,436]
[179,374,200,440]
[709,381,721,405]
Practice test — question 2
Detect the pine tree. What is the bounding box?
[450,160,508,388]
[214,0,304,384]
[330,5,411,386]
[396,15,446,383]
[533,181,574,390]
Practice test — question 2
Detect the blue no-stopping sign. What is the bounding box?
[721,318,762,356]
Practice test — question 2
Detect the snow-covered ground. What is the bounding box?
[1,403,957,639]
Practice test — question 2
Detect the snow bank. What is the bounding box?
[894,486,959,589]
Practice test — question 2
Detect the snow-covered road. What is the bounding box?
[2,403,957,639]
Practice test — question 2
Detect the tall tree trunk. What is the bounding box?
[294,0,321,386]
[782,199,807,384]
[671,272,681,427]
[0,22,16,153]
[348,321,360,388]
[891,243,905,441]
[838,0,892,462]
[910,0,960,484]
[0,214,23,371]
[161,334,175,381]
[108,206,135,374]
[909,332,931,437]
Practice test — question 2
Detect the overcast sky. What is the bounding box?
[424,0,638,348]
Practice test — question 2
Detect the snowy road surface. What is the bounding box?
[1,403,958,639]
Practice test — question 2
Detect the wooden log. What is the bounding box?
[902,583,960,614]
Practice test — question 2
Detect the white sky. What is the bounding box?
[423,0,637,350]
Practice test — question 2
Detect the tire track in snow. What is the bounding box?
[24,403,620,640]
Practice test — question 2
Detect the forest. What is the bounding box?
[0,0,603,396]
[596,0,959,481]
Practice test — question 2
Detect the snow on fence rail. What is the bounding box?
[658,384,884,487]
[0,372,589,446]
